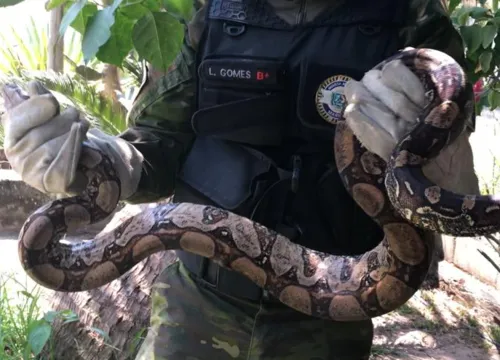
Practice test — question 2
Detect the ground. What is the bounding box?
[370,261,500,360]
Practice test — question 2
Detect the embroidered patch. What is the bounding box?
[315,75,352,124]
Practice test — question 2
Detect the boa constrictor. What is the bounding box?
[1,48,482,322]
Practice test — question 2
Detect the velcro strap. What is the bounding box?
[198,58,285,90]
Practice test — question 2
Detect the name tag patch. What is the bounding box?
[199,59,284,88]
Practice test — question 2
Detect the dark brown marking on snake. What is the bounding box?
[340,258,354,283]
[4,48,487,322]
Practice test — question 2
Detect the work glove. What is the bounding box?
[1,81,144,199]
[343,50,480,195]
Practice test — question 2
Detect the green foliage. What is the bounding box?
[0,272,146,358]
[0,18,48,76]
[132,10,184,70]
[449,2,500,113]
[0,0,23,6]
[0,273,78,359]
[33,71,129,134]
[0,70,129,135]
[0,9,143,138]
[24,0,195,72]
[0,14,90,76]
[2,1,499,112]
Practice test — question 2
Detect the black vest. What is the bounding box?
[175,0,408,256]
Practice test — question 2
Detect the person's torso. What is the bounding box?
[175,0,409,255]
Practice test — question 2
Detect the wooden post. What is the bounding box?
[47,6,64,72]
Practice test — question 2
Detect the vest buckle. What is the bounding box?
[223,22,246,37]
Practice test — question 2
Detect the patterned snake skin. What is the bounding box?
[1,48,483,322]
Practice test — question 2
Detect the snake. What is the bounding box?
[1,48,485,322]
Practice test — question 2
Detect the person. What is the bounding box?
[2,0,482,359]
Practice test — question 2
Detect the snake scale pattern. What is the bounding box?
[1,48,489,322]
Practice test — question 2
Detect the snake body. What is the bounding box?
[1,48,486,322]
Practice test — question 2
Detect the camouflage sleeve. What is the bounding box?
[400,0,476,131]
[119,6,207,204]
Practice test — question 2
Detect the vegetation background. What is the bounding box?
[0,0,498,359]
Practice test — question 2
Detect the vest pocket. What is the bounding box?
[193,89,286,146]
[178,136,274,211]
[194,57,288,145]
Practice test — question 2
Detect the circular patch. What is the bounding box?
[315,75,352,124]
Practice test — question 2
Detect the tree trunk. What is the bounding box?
[42,200,176,360]
[48,253,176,360]
[47,6,64,72]
[99,0,125,116]
[102,64,126,116]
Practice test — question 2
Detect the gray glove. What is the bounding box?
[343,49,480,194]
[1,81,144,199]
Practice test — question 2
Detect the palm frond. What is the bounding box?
[121,53,143,88]
[20,70,128,136]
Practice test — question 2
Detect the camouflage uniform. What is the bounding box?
[134,261,374,360]
[120,0,476,359]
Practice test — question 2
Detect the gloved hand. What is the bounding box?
[1,81,144,199]
[343,50,480,195]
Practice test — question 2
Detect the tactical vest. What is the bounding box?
[175,0,408,259]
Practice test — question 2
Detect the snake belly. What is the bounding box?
[1,48,483,322]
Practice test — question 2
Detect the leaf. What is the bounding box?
[27,70,128,134]
[43,310,59,323]
[490,16,500,25]
[60,0,88,36]
[449,0,461,14]
[75,64,103,80]
[81,0,124,63]
[28,320,52,355]
[120,4,151,19]
[456,8,473,25]
[478,50,493,73]
[469,6,491,19]
[132,11,184,71]
[0,0,24,7]
[59,309,79,324]
[45,0,67,10]
[96,10,135,66]
[62,315,80,324]
[163,0,194,21]
[70,3,98,34]
[461,25,484,53]
[482,24,498,48]
[488,89,500,110]
[19,290,34,298]
[120,0,161,21]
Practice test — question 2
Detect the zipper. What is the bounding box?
[296,0,307,25]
